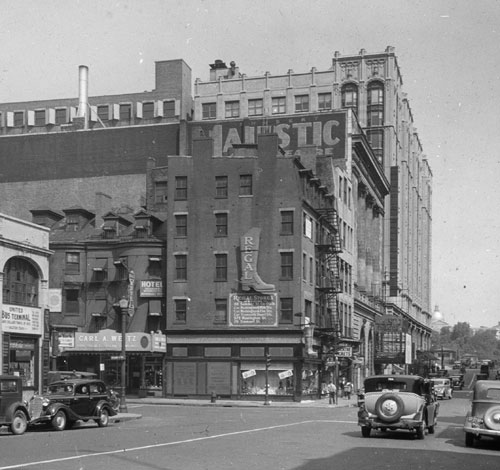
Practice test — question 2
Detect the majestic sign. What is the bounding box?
[2,304,42,335]
[229,293,278,327]
[189,111,347,157]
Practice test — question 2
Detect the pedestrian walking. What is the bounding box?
[327,381,337,404]
[344,381,353,400]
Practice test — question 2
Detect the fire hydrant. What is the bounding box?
[211,391,217,403]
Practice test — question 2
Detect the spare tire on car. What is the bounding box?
[374,393,405,423]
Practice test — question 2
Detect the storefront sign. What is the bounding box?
[337,347,352,357]
[278,370,293,380]
[189,111,347,157]
[2,304,42,335]
[229,293,278,327]
[140,280,163,297]
[242,369,256,379]
[59,329,165,353]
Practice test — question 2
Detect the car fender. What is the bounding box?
[5,402,30,422]
[96,399,117,416]
[46,403,80,421]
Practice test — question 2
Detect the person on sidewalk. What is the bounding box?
[327,381,337,405]
[344,381,353,400]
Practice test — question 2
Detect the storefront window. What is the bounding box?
[301,365,320,396]
[240,364,295,396]
[144,358,163,389]
[9,338,36,387]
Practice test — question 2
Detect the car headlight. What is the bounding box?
[466,415,484,428]
[42,397,51,407]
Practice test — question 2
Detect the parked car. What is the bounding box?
[431,378,453,399]
[452,361,462,370]
[47,370,97,385]
[0,375,30,435]
[464,380,500,447]
[450,374,465,390]
[357,375,439,439]
[28,378,117,431]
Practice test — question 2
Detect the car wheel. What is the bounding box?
[416,426,425,440]
[483,405,500,431]
[465,432,474,447]
[10,410,28,435]
[96,408,110,427]
[361,426,371,438]
[51,410,67,431]
[374,393,405,423]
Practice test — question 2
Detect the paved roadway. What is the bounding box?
[1,394,500,470]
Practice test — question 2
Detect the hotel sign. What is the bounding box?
[140,280,163,297]
[189,111,347,157]
[2,304,42,335]
[229,293,278,327]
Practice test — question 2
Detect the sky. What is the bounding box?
[1,0,499,328]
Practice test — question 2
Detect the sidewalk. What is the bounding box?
[111,395,357,422]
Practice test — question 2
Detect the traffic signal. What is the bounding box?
[266,353,271,368]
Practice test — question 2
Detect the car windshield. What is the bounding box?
[432,380,445,385]
[372,381,407,392]
[48,383,74,394]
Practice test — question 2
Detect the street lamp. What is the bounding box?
[118,297,128,413]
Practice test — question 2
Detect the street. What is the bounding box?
[1,395,500,470]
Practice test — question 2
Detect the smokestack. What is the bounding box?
[76,65,89,129]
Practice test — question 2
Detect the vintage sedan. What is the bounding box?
[431,378,453,399]
[29,379,117,431]
[464,380,500,447]
[358,375,439,439]
[0,375,30,435]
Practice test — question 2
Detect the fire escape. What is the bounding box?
[315,201,343,353]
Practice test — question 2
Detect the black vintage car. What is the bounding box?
[0,375,30,435]
[29,379,117,431]
[358,375,439,439]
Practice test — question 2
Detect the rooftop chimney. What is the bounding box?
[76,65,89,129]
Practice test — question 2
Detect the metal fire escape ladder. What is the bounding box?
[315,206,343,337]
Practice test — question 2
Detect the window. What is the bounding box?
[214,298,227,323]
[34,110,45,126]
[143,101,154,119]
[280,210,293,235]
[65,289,79,314]
[175,176,188,200]
[215,213,228,236]
[154,181,168,203]
[173,215,186,238]
[202,102,216,120]
[175,255,187,281]
[309,256,313,284]
[215,176,228,198]
[248,99,263,116]
[280,252,293,279]
[302,253,307,281]
[272,97,286,114]
[239,174,252,196]
[225,101,240,118]
[14,111,24,127]
[2,258,38,306]
[215,254,228,281]
[295,95,309,113]
[55,108,67,125]
[318,93,332,111]
[115,257,128,281]
[367,81,384,126]
[92,258,108,282]
[66,215,79,232]
[174,299,187,323]
[163,100,176,117]
[341,84,358,115]
[97,105,109,122]
[65,252,80,273]
[280,298,293,323]
[367,129,384,164]
[120,103,132,121]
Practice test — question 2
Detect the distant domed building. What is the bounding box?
[431,305,450,332]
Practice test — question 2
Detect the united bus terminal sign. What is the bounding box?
[189,112,347,158]
[2,304,42,335]
[56,329,167,353]
[374,315,409,365]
